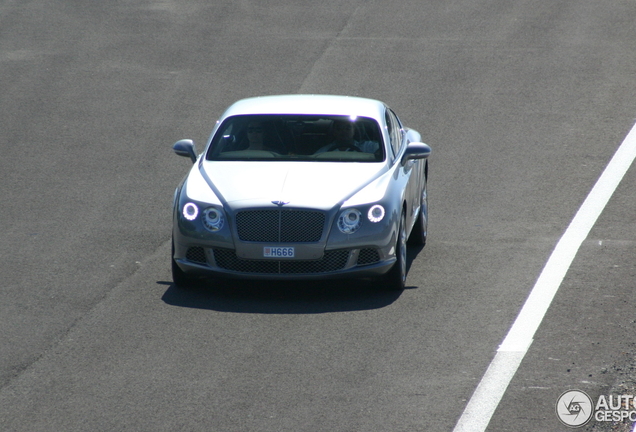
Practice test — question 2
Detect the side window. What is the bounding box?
[385,109,403,158]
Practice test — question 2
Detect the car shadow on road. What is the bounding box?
[160,245,423,314]
[160,279,408,314]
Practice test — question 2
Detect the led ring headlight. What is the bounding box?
[182,202,199,221]
[338,208,362,234]
[203,207,224,232]
[368,204,385,223]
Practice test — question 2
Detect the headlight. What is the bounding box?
[338,209,362,234]
[183,202,199,221]
[202,207,224,232]
[367,204,385,223]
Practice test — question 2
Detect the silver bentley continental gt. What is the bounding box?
[171,95,431,290]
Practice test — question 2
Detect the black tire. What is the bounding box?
[171,240,197,288]
[408,181,428,246]
[385,212,407,291]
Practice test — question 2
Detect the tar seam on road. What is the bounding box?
[453,120,636,432]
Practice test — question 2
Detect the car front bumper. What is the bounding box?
[173,243,396,281]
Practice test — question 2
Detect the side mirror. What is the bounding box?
[173,139,197,163]
[401,142,431,165]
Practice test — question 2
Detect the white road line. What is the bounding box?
[453,121,636,432]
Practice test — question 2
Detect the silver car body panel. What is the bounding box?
[199,161,386,209]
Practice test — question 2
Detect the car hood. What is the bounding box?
[200,161,386,209]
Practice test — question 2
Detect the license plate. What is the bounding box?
[263,247,295,258]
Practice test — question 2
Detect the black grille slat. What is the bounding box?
[280,250,349,273]
[236,209,325,243]
[279,211,324,242]
[214,249,279,273]
[213,249,349,274]
[185,247,207,264]
[236,210,280,242]
[357,248,380,266]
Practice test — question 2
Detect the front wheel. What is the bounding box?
[171,240,197,289]
[408,182,428,246]
[384,212,407,291]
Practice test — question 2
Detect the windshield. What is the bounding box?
[205,115,384,162]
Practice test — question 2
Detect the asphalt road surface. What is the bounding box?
[1,1,635,431]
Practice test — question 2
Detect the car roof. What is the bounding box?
[220,95,388,121]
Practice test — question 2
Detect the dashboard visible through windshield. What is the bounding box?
[205,115,384,162]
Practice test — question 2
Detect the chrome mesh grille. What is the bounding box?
[236,209,325,242]
[213,249,349,274]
